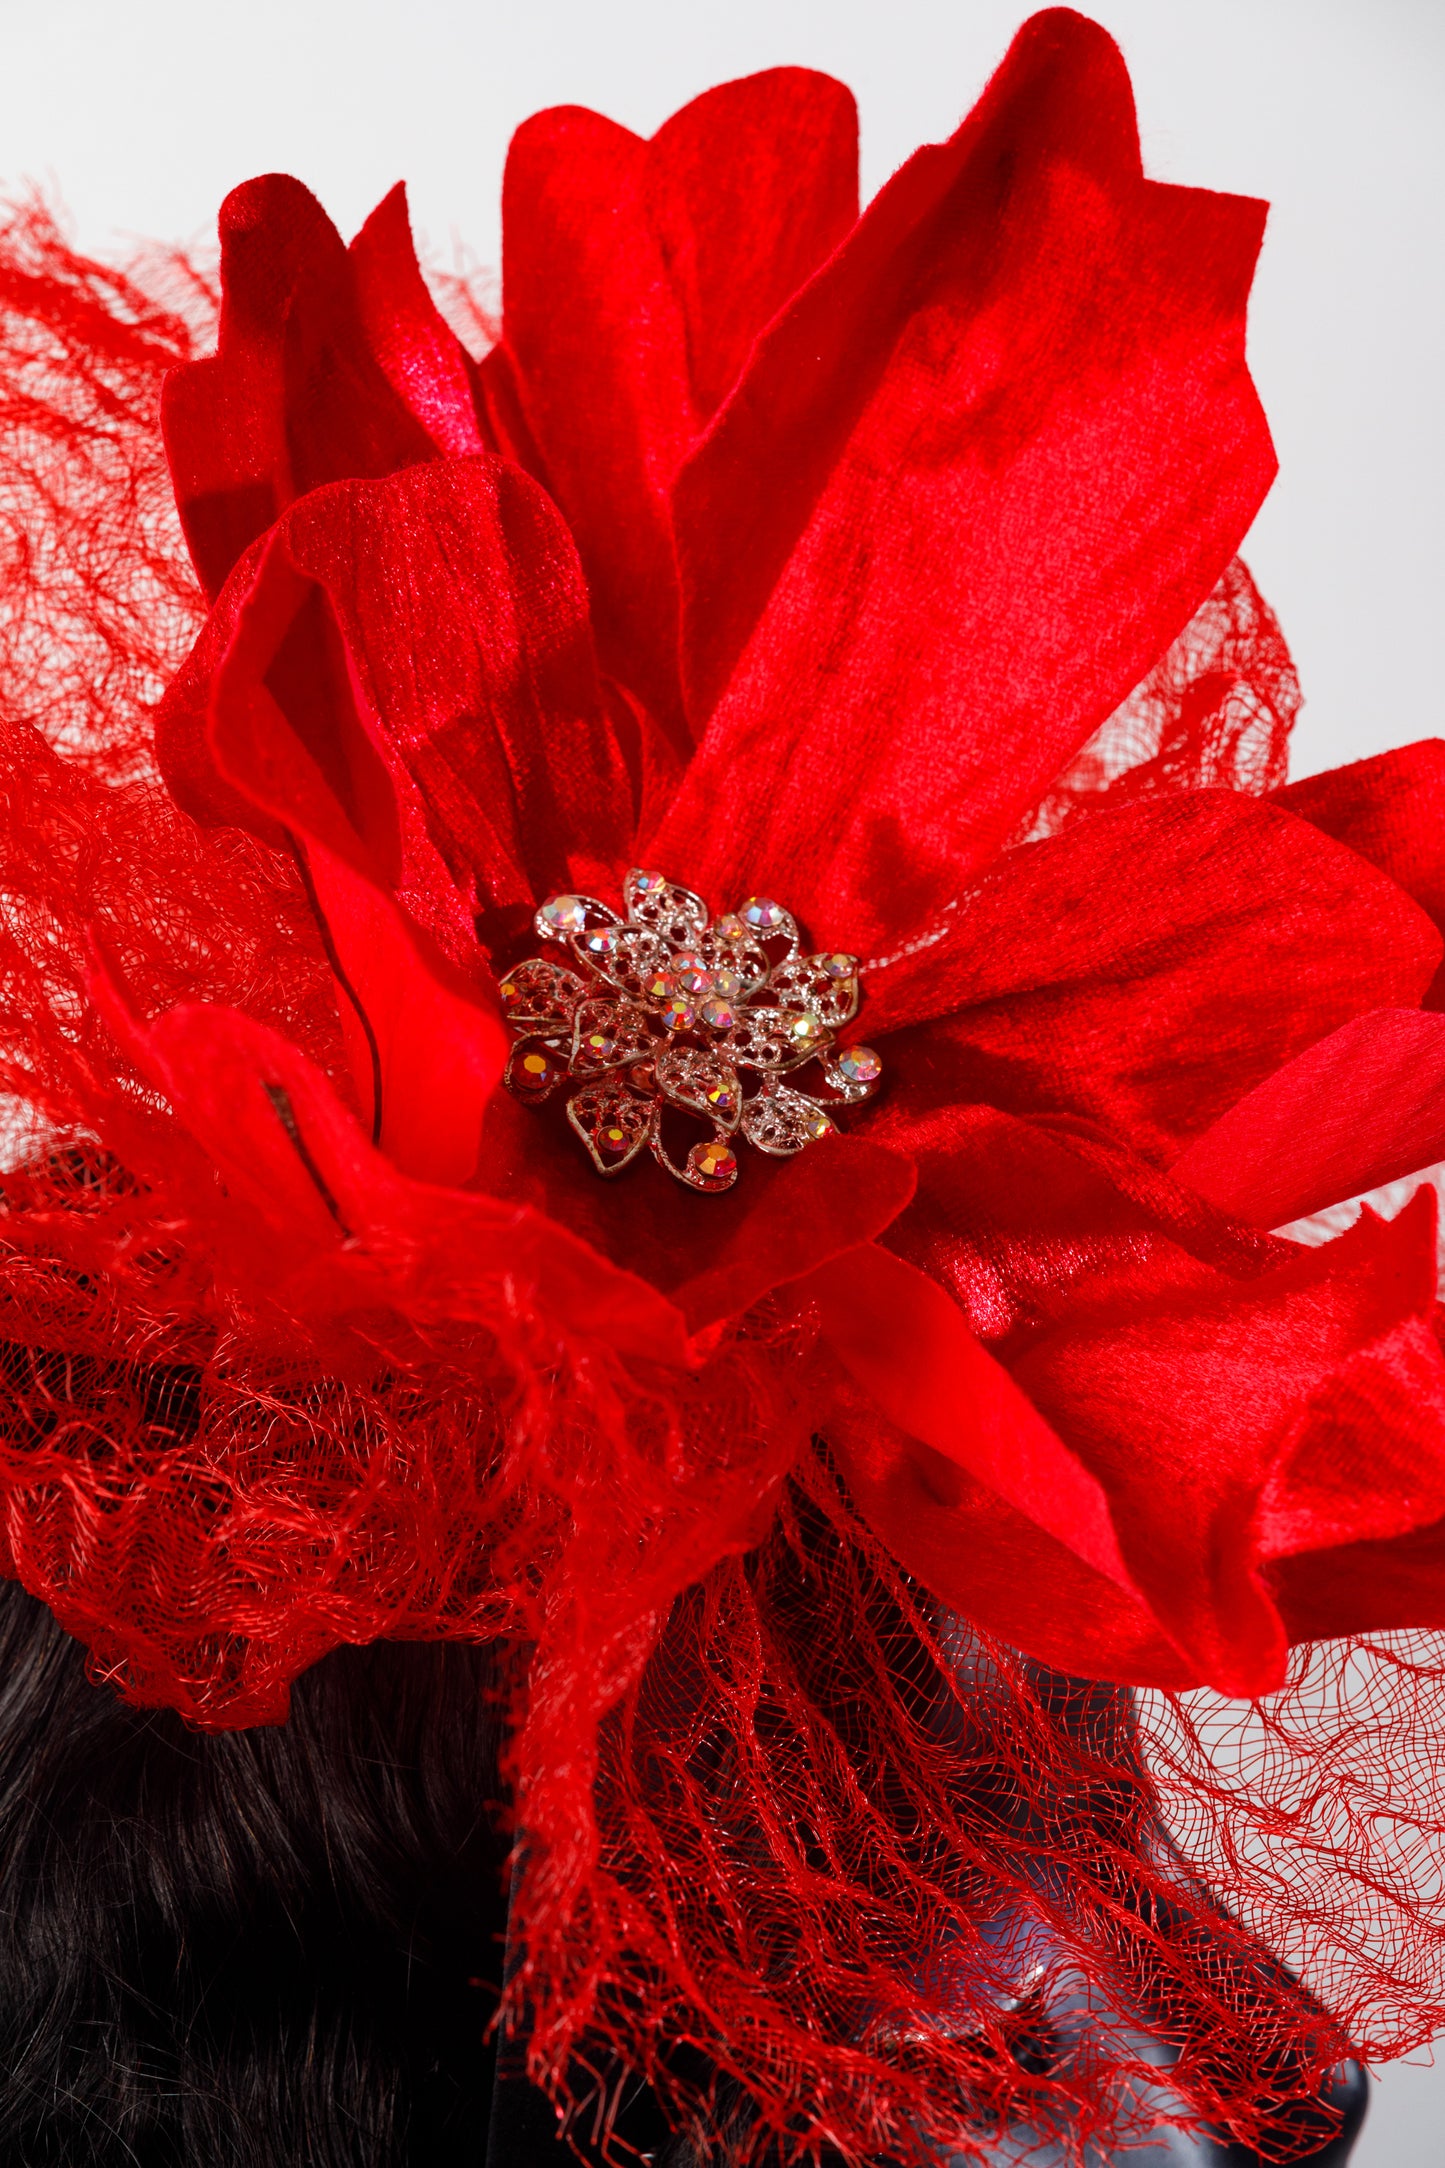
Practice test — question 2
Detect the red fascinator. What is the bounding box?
[1,8,1443,2158]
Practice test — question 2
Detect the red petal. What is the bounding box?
[92,973,686,1365]
[1174,1008,1445,1228]
[803,1240,1135,1595]
[1258,1313,1445,1557]
[1012,1191,1443,1693]
[828,1398,1195,1688]
[348,183,491,458]
[861,794,1441,1165]
[865,1100,1273,1353]
[1273,1512,1445,1643]
[670,1137,914,1334]
[285,843,509,1186]
[159,458,632,921]
[473,1089,914,1336]
[656,12,1273,951]
[161,175,436,599]
[492,69,857,734]
[1276,740,1445,1007]
[645,72,858,422]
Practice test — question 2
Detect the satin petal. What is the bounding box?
[1012,1191,1444,1693]
[803,1240,1136,1594]
[495,68,857,735]
[827,1398,1196,1689]
[1276,739,1445,1008]
[91,973,686,1365]
[161,175,435,599]
[348,183,491,458]
[472,1090,915,1336]
[861,794,1442,1165]
[1174,1008,1445,1228]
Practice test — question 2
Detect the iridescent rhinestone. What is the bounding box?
[674,963,714,998]
[579,1030,616,1063]
[784,1010,826,1052]
[804,1106,834,1140]
[630,868,668,895]
[539,894,588,934]
[597,1123,635,1160]
[741,896,785,932]
[689,1139,738,1186]
[821,952,857,979]
[837,1044,882,1086]
[699,995,737,1031]
[711,914,749,946]
[580,926,622,961]
[660,995,695,1031]
[644,968,674,1001]
[512,1045,565,1097]
[704,1078,739,1119]
[711,967,744,999]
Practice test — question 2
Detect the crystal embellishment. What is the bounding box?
[502,869,882,1194]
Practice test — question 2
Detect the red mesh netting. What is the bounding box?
[1011,555,1299,847]
[0,196,1441,2165]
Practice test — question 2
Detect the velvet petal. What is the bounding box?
[1174,1008,1445,1228]
[160,176,436,599]
[859,793,1442,1166]
[655,9,1273,950]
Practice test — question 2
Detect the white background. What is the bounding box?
[0,1,1441,2157]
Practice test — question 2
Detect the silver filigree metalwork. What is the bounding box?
[501,871,883,1193]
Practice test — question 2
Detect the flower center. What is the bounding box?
[498,869,883,1193]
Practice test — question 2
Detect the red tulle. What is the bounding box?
[1,11,1445,2162]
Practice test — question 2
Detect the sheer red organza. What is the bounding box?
[2,12,1445,2162]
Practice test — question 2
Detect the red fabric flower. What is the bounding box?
[4,8,1445,2157]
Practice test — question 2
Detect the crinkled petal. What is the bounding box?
[654,10,1274,950]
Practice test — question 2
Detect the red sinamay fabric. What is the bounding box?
[2,11,1445,2160]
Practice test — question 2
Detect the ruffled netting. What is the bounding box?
[0,198,1441,2164]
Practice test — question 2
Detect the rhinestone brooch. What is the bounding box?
[499,870,884,1194]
